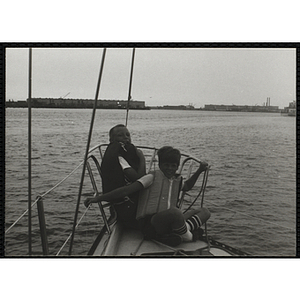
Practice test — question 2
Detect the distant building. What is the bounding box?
[152,104,195,110]
[5,100,27,107]
[281,100,296,116]
[204,104,280,113]
[6,98,146,109]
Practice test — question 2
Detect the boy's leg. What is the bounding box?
[151,208,193,242]
[184,208,211,231]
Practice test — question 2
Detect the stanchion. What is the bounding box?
[36,197,49,255]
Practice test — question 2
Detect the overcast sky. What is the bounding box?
[6,47,296,109]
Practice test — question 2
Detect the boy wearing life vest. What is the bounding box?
[136,146,210,246]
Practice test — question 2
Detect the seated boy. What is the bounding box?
[136,146,210,246]
[97,124,146,228]
[85,145,210,246]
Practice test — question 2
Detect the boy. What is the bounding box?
[96,124,147,228]
[136,146,210,245]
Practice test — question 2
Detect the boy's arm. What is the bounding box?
[122,149,146,181]
[84,174,153,207]
[182,162,208,192]
[136,148,146,177]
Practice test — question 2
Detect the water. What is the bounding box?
[5,108,296,256]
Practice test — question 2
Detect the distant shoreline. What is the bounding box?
[5,102,151,110]
[5,99,286,113]
[5,104,284,113]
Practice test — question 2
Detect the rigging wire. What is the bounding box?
[68,48,107,256]
[28,48,32,256]
[56,206,90,256]
[6,144,108,249]
[125,48,135,126]
[5,161,84,234]
[5,198,39,234]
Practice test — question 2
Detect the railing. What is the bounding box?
[5,144,210,256]
[5,145,104,256]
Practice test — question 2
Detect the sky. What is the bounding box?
[5,47,296,109]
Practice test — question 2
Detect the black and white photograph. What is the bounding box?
[1,1,299,297]
[4,46,296,257]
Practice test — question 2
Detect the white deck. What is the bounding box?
[92,223,234,256]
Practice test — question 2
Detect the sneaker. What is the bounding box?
[192,228,205,242]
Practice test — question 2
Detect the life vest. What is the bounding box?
[136,170,182,220]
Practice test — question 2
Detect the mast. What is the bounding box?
[125,48,135,126]
[28,48,32,256]
[68,48,107,255]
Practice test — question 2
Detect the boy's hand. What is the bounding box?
[182,161,209,192]
[199,161,208,172]
[84,194,99,207]
[84,198,93,207]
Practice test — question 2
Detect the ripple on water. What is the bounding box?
[5,109,296,256]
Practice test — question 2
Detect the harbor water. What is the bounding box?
[5,108,296,256]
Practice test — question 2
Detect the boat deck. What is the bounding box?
[92,223,233,257]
